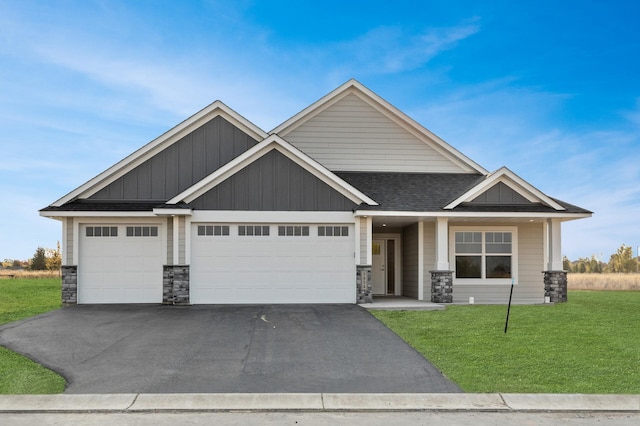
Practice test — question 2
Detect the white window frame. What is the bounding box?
[450,226,518,285]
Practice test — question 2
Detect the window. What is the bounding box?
[277,225,309,236]
[126,226,158,237]
[86,226,118,237]
[453,229,515,282]
[318,226,349,237]
[197,225,229,236]
[238,225,270,236]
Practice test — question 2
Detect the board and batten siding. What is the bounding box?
[190,150,357,211]
[282,93,469,173]
[452,222,545,303]
[89,116,259,201]
[402,223,419,298]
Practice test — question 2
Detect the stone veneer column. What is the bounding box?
[544,270,568,303]
[61,265,77,305]
[430,270,453,303]
[356,265,373,304]
[163,265,190,305]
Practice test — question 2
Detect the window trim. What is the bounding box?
[450,226,518,285]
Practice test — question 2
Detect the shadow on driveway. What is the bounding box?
[0,304,461,394]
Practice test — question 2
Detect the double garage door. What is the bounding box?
[79,222,355,304]
[190,223,356,304]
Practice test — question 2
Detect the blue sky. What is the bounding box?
[1,0,639,262]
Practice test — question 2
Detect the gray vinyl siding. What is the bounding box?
[452,222,545,303]
[470,182,530,205]
[359,217,368,265]
[190,150,357,211]
[402,223,419,298]
[90,116,259,201]
[283,93,470,173]
[166,217,173,265]
[65,217,74,265]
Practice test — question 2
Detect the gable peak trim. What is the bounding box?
[444,166,566,211]
[167,134,378,206]
[270,79,487,175]
[51,101,268,207]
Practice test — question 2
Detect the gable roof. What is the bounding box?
[167,134,378,206]
[271,79,488,175]
[51,101,269,207]
[337,171,591,215]
[443,167,566,211]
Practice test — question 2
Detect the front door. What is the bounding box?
[372,239,386,294]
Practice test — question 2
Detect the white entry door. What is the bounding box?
[372,239,386,294]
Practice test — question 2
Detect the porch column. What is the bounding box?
[356,216,373,303]
[544,218,567,303]
[431,217,453,303]
[435,217,449,270]
[547,218,563,271]
[163,215,190,305]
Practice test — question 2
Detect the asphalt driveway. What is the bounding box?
[0,304,461,394]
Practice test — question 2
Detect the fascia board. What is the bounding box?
[271,79,487,175]
[353,210,591,220]
[52,101,267,207]
[444,167,566,211]
[39,211,156,218]
[151,208,193,216]
[168,135,378,206]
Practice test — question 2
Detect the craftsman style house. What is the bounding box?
[41,80,591,305]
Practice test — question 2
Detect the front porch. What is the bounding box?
[355,214,569,304]
[359,296,445,311]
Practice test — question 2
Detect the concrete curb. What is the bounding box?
[0,393,638,413]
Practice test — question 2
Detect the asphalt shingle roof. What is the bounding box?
[336,172,591,214]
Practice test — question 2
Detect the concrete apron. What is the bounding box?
[0,393,639,413]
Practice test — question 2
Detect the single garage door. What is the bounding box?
[190,223,355,304]
[78,224,164,303]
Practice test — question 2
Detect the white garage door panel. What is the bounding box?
[191,224,355,304]
[79,225,163,304]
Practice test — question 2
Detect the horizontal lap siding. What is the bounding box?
[452,222,545,303]
[402,223,418,298]
[284,93,468,173]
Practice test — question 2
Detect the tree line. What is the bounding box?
[564,244,639,273]
[2,242,639,274]
[1,242,62,271]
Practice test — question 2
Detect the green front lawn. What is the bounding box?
[372,291,640,393]
[0,278,66,394]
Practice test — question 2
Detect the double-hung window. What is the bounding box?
[452,227,516,283]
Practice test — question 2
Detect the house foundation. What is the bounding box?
[544,270,568,303]
[163,265,190,305]
[430,270,453,303]
[61,265,78,305]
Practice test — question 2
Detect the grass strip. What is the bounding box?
[0,278,65,394]
[372,291,640,393]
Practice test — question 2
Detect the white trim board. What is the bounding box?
[271,79,488,175]
[444,167,565,211]
[52,101,268,207]
[167,134,378,206]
